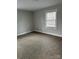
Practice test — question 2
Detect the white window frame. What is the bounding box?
[45,9,57,28]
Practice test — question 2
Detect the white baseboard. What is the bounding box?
[17,31,32,36]
[34,30,62,37]
[17,30,62,37]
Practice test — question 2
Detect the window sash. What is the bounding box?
[46,11,56,27]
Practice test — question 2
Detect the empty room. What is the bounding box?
[17,0,62,59]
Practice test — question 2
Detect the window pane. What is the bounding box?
[46,11,56,27]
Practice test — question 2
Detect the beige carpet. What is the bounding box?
[17,32,62,59]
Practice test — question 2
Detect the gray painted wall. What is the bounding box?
[17,4,62,37]
[33,4,62,37]
[17,10,33,35]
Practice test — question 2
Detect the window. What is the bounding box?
[46,11,56,27]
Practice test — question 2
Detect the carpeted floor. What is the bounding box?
[17,32,62,59]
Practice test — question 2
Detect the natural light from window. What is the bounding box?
[46,11,56,27]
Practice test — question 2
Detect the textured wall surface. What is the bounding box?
[17,32,62,59]
[33,4,62,36]
[17,4,62,37]
[17,10,33,35]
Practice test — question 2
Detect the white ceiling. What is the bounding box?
[17,0,62,11]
